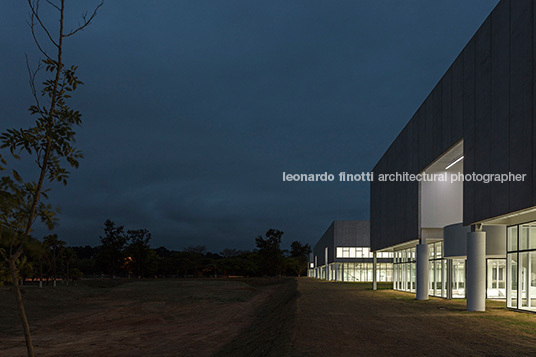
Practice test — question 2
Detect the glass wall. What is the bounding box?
[339,262,393,282]
[452,259,465,298]
[428,242,446,297]
[507,222,536,311]
[393,247,416,293]
[314,262,393,282]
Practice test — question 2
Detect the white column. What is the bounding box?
[467,231,486,312]
[373,251,378,290]
[416,243,429,300]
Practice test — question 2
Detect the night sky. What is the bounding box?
[0,1,499,252]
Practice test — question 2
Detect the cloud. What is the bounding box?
[1,0,499,251]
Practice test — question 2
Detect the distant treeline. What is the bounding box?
[0,220,311,285]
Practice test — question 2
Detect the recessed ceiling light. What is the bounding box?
[445,155,464,170]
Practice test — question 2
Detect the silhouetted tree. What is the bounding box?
[97,219,129,277]
[255,229,285,276]
[72,245,97,275]
[60,247,77,285]
[43,234,65,286]
[183,246,207,277]
[287,241,311,277]
[126,229,152,277]
[154,246,171,258]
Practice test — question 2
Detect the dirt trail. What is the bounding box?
[290,279,536,356]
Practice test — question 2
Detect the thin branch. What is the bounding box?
[45,0,60,11]
[27,0,59,48]
[64,1,103,38]
[26,16,52,60]
[24,0,65,238]
[25,54,43,113]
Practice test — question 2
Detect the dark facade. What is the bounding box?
[371,0,536,251]
[313,220,371,266]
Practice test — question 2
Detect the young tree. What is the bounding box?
[0,1,102,355]
[255,229,285,276]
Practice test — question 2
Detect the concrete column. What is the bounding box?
[416,243,429,300]
[467,231,486,312]
[372,251,378,290]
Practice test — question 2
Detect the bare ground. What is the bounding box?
[0,279,291,357]
[3,278,536,356]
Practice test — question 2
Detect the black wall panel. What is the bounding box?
[432,85,443,159]
[474,18,492,222]
[509,0,533,212]
[463,38,476,225]
[425,93,435,165]
[490,0,510,218]
[371,0,536,250]
[442,69,453,152]
[533,0,536,207]
[451,54,464,142]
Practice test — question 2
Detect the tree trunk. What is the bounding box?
[53,252,57,287]
[39,261,43,288]
[66,262,70,287]
[9,258,34,357]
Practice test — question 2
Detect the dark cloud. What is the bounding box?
[0,0,499,251]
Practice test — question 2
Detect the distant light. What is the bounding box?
[445,155,464,170]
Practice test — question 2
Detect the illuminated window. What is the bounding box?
[356,247,363,258]
[349,247,356,258]
[343,247,350,258]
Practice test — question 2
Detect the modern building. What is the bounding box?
[370,0,536,312]
[309,220,393,283]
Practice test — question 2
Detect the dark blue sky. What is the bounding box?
[0,0,499,252]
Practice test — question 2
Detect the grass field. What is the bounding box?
[2,278,536,356]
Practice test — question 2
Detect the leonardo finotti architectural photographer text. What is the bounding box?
[282,171,527,184]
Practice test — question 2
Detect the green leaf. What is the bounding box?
[12,170,22,183]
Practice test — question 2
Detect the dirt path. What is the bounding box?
[290,279,536,356]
